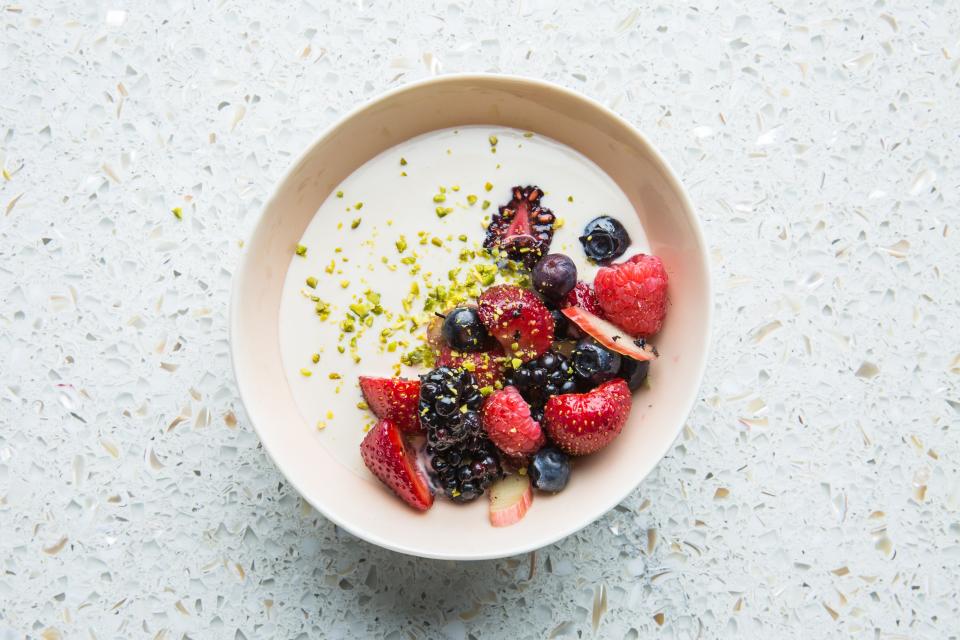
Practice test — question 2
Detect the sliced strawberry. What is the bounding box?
[543,379,632,455]
[360,419,434,511]
[477,284,554,363]
[489,473,533,527]
[481,386,545,456]
[358,376,423,433]
[437,344,506,390]
[561,307,658,362]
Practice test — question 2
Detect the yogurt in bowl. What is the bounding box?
[231,75,710,559]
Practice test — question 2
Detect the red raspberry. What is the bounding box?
[561,281,605,318]
[593,254,668,337]
[481,386,545,456]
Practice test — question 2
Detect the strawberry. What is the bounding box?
[437,344,506,390]
[561,307,658,361]
[543,379,631,455]
[481,386,546,456]
[593,254,668,337]
[561,281,605,318]
[358,376,423,434]
[360,419,434,511]
[477,284,554,363]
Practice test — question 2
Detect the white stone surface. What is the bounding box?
[1,1,958,638]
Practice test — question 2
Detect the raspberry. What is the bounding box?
[481,386,546,456]
[593,254,668,337]
[561,281,605,318]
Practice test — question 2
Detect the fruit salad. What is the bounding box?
[357,188,668,526]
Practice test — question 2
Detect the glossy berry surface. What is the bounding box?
[579,216,631,263]
[529,446,571,493]
[477,284,554,363]
[570,339,622,390]
[440,306,490,352]
[544,379,632,455]
[418,367,483,446]
[550,309,570,338]
[426,414,501,503]
[618,357,650,391]
[504,351,577,422]
[532,253,577,302]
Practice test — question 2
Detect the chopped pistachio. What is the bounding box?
[466,194,477,205]
[433,193,446,203]
[349,302,370,318]
[510,342,519,351]
[364,290,381,304]
[400,157,407,166]
[410,281,420,295]
[435,206,449,218]
[340,280,349,288]
[458,234,468,243]
[357,400,369,410]
[337,345,345,353]
[312,353,320,363]
[354,202,363,210]
[431,237,443,247]
[305,276,318,289]
[337,222,343,230]
[295,244,307,256]
[482,200,491,210]
[395,236,408,253]
[325,260,335,274]
[340,318,355,332]
[400,171,407,177]
[351,218,361,229]
[488,135,498,146]
[1,168,10,181]
[523,131,534,138]
[484,181,493,192]
[336,190,344,198]
[480,385,495,397]
[511,358,523,369]
[329,372,341,380]
[452,185,460,192]
[567,195,574,202]
[439,186,447,193]
[171,207,183,220]
[299,368,312,377]
[316,420,327,430]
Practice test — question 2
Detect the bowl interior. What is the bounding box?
[231,75,710,560]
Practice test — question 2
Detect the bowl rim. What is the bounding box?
[230,72,713,560]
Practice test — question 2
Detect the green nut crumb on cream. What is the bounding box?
[305,276,318,289]
[171,207,183,220]
[295,244,307,257]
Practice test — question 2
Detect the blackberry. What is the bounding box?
[505,351,577,422]
[428,426,502,503]
[420,367,501,502]
[418,366,483,448]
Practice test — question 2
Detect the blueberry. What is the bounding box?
[618,357,650,392]
[529,446,571,492]
[571,339,621,389]
[550,309,570,337]
[441,306,490,352]
[579,216,630,263]
[532,254,577,302]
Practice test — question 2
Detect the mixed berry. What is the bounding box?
[358,184,669,526]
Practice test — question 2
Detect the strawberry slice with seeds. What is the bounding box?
[477,284,554,364]
[359,376,423,434]
[543,379,632,455]
[360,419,434,511]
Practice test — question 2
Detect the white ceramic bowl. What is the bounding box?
[230,74,710,560]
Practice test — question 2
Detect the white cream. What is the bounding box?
[279,126,648,474]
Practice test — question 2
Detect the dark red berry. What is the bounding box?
[482,186,556,267]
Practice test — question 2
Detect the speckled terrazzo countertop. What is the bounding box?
[1,1,958,638]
